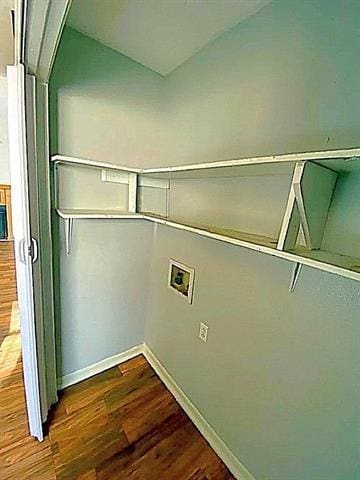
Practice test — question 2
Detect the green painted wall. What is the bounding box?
[50,28,157,376]
[145,1,360,479]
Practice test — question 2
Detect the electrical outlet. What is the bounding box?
[199,322,208,343]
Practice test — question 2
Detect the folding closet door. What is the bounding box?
[7,64,56,440]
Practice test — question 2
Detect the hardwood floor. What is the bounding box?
[0,242,234,479]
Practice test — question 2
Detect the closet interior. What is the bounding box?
[44,1,360,479]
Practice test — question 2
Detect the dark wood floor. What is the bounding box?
[0,242,234,479]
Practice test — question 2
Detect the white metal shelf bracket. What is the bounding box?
[289,262,303,293]
[64,217,74,255]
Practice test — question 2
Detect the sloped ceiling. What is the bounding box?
[0,0,14,76]
[67,0,271,76]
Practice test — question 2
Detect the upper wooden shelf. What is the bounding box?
[51,147,360,176]
[57,209,143,219]
[53,149,360,283]
[51,155,141,173]
[141,147,360,176]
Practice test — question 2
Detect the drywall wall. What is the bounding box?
[57,164,129,210]
[57,220,152,376]
[168,172,292,239]
[0,76,10,184]
[143,1,360,479]
[50,28,158,376]
[322,171,360,258]
[145,225,360,480]
[50,27,165,166]
[161,0,360,165]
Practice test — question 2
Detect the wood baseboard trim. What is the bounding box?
[58,344,144,389]
[143,344,255,480]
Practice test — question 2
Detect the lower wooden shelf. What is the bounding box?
[141,213,360,282]
[56,209,144,255]
[56,209,143,219]
[290,247,360,275]
[55,208,360,282]
[141,212,278,249]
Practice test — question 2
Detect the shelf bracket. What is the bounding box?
[64,218,74,255]
[289,262,302,293]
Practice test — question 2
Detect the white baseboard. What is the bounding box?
[143,344,255,480]
[58,344,144,389]
[57,342,255,480]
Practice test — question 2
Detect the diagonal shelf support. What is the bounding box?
[64,217,74,255]
[289,262,303,293]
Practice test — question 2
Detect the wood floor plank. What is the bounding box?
[96,410,189,479]
[119,383,181,443]
[0,436,56,480]
[118,354,148,375]
[104,364,162,414]
[77,469,97,480]
[0,242,235,479]
[62,367,123,415]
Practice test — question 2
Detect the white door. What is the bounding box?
[7,64,44,440]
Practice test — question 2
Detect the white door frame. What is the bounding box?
[7,64,43,441]
[25,0,71,82]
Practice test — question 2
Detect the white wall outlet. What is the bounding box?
[101,169,129,184]
[199,322,209,343]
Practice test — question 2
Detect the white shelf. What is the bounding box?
[52,155,141,173]
[56,209,144,255]
[141,147,360,175]
[52,149,360,283]
[290,247,360,276]
[51,147,360,177]
[141,214,360,282]
[141,213,278,249]
[55,210,360,282]
[56,209,143,219]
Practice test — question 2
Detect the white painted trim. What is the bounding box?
[25,0,50,73]
[58,344,144,389]
[25,0,72,82]
[143,344,256,480]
